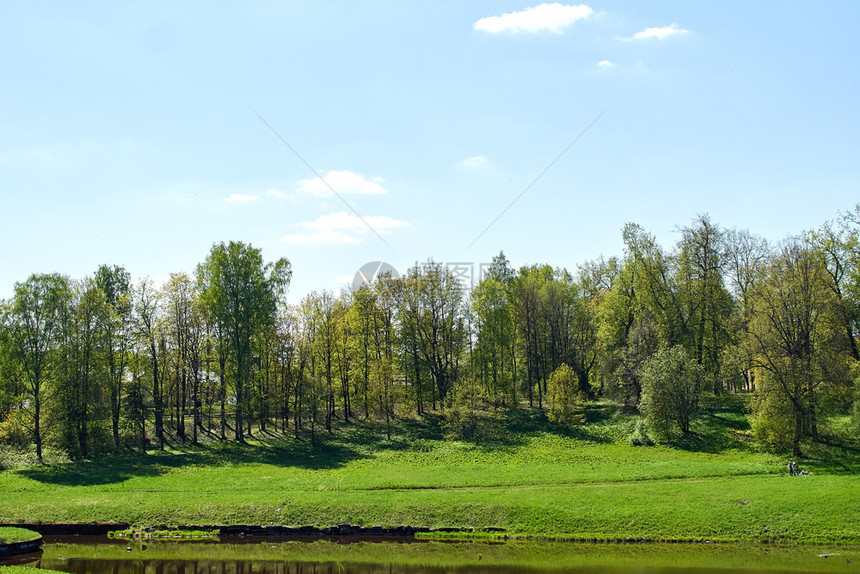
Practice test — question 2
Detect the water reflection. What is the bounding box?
[6,537,857,574]
[39,559,531,573]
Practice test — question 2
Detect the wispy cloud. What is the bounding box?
[299,170,388,197]
[622,23,691,41]
[267,188,293,199]
[474,3,593,34]
[224,193,261,203]
[281,229,362,245]
[597,60,615,68]
[461,155,488,168]
[281,211,409,245]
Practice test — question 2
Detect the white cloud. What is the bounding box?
[298,170,388,197]
[474,3,593,34]
[267,188,293,199]
[280,211,409,245]
[224,193,261,203]
[281,230,362,245]
[597,60,615,68]
[622,23,690,41]
[461,155,488,168]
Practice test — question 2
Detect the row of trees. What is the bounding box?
[2,207,859,460]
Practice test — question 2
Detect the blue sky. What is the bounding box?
[2,2,858,300]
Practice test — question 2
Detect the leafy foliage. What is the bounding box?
[546,364,586,426]
[0,208,859,461]
[640,346,703,439]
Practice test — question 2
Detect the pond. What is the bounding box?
[3,536,859,573]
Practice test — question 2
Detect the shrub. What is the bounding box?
[546,364,587,426]
[628,418,654,446]
[640,346,702,440]
[442,383,505,443]
[0,410,31,447]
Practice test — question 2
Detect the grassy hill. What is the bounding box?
[0,397,858,543]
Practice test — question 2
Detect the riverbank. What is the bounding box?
[0,528,42,559]
[1,405,857,544]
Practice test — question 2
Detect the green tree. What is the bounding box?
[747,239,850,455]
[513,265,552,408]
[722,228,770,391]
[546,363,586,426]
[61,278,108,458]
[409,261,466,406]
[640,345,703,438]
[93,264,132,449]
[6,273,72,462]
[472,275,515,406]
[134,279,166,450]
[197,241,291,442]
[675,215,734,391]
[805,216,860,361]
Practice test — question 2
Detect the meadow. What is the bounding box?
[1,398,858,543]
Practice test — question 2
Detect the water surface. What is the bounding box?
[5,536,858,573]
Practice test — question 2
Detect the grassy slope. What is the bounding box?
[0,399,858,543]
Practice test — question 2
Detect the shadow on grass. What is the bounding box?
[18,453,191,486]
[663,395,760,454]
[485,404,621,446]
[18,436,370,486]
[797,437,860,474]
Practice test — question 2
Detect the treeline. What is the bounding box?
[1,208,859,460]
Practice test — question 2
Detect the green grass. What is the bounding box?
[0,528,39,545]
[1,399,858,543]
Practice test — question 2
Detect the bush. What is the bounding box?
[442,406,505,443]
[749,378,796,452]
[0,410,31,447]
[628,418,654,446]
[640,346,702,440]
[547,364,587,426]
[442,383,505,443]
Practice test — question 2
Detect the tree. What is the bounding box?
[747,239,849,455]
[61,278,108,458]
[611,312,660,409]
[472,275,515,406]
[640,345,703,438]
[722,228,770,391]
[6,273,71,462]
[163,272,197,442]
[805,217,860,361]
[513,266,552,408]
[409,261,466,406]
[675,215,734,391]
[197,241,291,442]
[134,279,165,450]
[94,264,132,449]
[547,363,586,426]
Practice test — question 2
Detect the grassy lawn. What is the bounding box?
[1,399,858,543]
